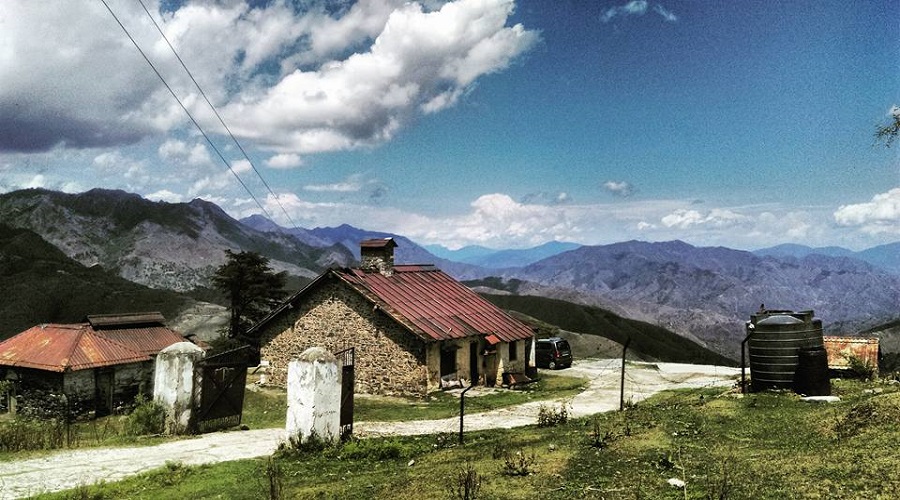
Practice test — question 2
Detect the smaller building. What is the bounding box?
[252,238,536,396]
[0,312,193,416]
[823,336,880,376]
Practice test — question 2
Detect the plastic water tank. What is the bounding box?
[748,310,825,392]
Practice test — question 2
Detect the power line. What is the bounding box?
[97,0,275,222]
[135,0,302,231]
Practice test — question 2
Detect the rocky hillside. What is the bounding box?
[0,189,355,291]
[495,240,900,358]
[0,224,192,340]
[242,218,486,278]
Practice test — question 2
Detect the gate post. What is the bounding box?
[286,347,341,445]
[153,342,205,435]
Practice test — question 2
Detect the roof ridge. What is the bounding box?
[60,324,89,369]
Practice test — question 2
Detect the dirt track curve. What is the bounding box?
[0,359,740,499]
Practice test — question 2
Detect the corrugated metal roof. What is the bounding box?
[823,336,879,371]
[334,265,534,343]
[0,324,151,372]
[360,238,397,249]
[87,312,166,328]
[93,326,189,356]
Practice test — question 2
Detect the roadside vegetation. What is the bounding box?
[241,372,588,428]
[29,377,900,499]
[1,372,585,461]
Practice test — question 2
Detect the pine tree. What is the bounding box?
[211,250,286,349]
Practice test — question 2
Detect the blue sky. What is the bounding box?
[0,0,897,250]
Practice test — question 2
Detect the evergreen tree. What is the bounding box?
[875,106,900,147]
[211,250,286,348]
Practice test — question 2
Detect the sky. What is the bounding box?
[0,0,898,251]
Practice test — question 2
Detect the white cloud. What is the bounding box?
[661,208,748,229]
[145,189,184,203]
[601,1,678,23]
[834,188,900,235]
[0,1,536,157]
[304,173,370,192]
[222,0,539,152]
[603,180,634,197]
[158,139,211,166]
[265,153,304,169]
[653,4,678,22]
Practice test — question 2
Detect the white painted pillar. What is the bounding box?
[286,347,341,445]
[153,342,205,435]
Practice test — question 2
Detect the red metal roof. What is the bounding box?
[360,238,397,249]
[0,324,151,372]
[92,326,189,356]
[333,265,534,343]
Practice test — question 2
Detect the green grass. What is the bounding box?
[32,378,900,499]
[241,373,588,429]
[356,373,588,422]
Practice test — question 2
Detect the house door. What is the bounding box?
[95,369,114,416]
[440,345,457,377]
[469,342,479,385]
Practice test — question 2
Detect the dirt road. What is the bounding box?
[0,360,739,499]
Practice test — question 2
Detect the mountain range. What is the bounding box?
[0,188,354,292]
[2,187,899,361]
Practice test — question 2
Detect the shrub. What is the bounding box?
[500,449,537,476]
[845,354,876,381]
[124,395,166,436]
[537,402,568,427]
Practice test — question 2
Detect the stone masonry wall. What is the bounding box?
[259,280,429,396]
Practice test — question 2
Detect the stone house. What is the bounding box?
[251,238,536,396]
[0,312,194,416]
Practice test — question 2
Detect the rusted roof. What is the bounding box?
[360,238,397,249]
[823,336,879,371]
[333,265,534,343]
[92,326,190,356]
[87,312,166,328]
[0,324,151,372]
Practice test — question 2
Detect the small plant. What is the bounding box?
[704,457,732,500]
[588,417,614,449]
[500,449,537,476]
[448,460,482,500]
[537,402,568,427]
[260,456,284,500]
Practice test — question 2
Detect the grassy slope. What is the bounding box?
[34,379,900,499]
[481,293,738,366]
[0,224,191,340]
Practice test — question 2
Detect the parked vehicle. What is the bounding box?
[536,337,572,369]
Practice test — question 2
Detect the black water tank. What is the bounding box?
[794,346,831,396]
[748,310,825,392]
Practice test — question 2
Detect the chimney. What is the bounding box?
[360,238,397,276]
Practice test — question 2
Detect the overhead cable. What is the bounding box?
[98,0,275,222]
[135,0,301,231]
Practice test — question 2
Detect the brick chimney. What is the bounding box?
[360,238,397,276]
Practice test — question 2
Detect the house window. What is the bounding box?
[509,340,518,361]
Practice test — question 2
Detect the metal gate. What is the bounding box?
[195,345,251,433]
[335,347,355,440]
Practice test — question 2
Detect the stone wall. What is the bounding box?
[62,370,95,401]
[260,280,429,396]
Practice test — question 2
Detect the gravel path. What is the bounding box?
[0,360,740,499]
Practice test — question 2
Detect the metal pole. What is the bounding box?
[620,337,631,411]
[459,384,474,444]
[741,327,754,394]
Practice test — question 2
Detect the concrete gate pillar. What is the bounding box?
[153,342,205,435]
[286,347,341,445]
